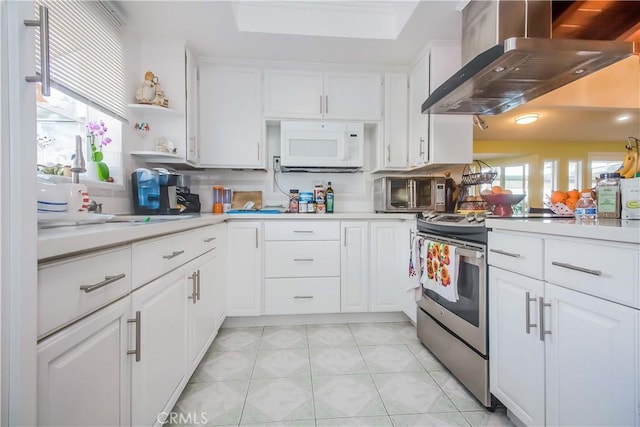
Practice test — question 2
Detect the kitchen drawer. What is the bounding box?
[132,232,193,288]
[264,277,340,314]
[265,221,340,241]
[265,241,340,277]
[488,231,543,279]
[191,224,224,258]
[544,238,640,308]
[38,246,132,338]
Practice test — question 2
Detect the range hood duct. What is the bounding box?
[422,0,638,115]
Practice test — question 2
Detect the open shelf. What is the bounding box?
[127,103,183,117]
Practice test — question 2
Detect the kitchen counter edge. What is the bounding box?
[38,212,415,261]
[485,217,640,245]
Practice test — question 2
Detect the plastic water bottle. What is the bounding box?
[574,192,597,222]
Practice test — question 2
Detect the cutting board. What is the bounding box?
[231,191,262,209]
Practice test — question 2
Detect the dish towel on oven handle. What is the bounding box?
[407,234,424,302]
[421,240,459,303]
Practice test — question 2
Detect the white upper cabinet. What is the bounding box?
[198,65,265,168]
[264,70,324,119]
[408,42,472,167]
[264,69,382,121]
[380,72,409,170]
[324,72,382,121]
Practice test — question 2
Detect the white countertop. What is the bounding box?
[38,212,415,261]
[486,217,640,245]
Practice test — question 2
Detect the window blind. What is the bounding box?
[35,0,128,121]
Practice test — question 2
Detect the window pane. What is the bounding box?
[568,160,582,190]
[504,165,525,195]
[591,160,623,186]
[543,160,557,198]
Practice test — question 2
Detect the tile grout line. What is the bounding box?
[304,325,319,425]
[237,326,264,426]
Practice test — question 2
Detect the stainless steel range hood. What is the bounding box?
[422,0,638,115]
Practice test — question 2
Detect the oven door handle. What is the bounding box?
[455,246,484,259]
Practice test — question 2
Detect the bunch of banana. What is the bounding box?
[617,149,639,179]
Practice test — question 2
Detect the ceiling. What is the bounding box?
[118,0,640,142]
[117,0,463,66]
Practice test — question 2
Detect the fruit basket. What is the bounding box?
[544,195,575,216]
[460,160,498,186]
[481,193,526,216]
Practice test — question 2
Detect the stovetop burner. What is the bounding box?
[417,212,487,244]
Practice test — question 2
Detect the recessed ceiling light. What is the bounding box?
[514,113,539,125]
[617,114,631,122]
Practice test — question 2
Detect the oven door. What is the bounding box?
[417,234,487,355]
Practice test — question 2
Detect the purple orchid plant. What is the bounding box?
[86,120,112,162]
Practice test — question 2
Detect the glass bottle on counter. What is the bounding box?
[574,192,597,222]
[326,181,334,213]
[597,173,621,219]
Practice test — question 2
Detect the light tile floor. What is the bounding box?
[171,322,514,427]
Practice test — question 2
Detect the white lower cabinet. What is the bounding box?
[187,251,218,366]
[37,297,131,426]
[489,267,545,426]
[369,221,403,312]
[489,231,640,426]
[340,222,369,313]
[131,268,188,427]
[400,222,418,323]
[226,221,262,316]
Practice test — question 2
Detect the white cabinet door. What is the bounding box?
[324,72,382,121]
[187,251,218,365]
[264,69,323,119]
[489,267,545,427]
[544,283,639,427]
[212,225,227,329]
[198,65,264,168]
[408,54,428,167]
[401,222,417,323]
[37,298,130,427]
[382,72,409,169]
[185,48,199,164]
[226,222,262,316]
[340,222,369,313]
[369,221,403,312]
[131,269,188,427]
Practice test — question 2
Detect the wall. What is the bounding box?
[474,139,627,207]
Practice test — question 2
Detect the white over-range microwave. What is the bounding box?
[280,121,364,172]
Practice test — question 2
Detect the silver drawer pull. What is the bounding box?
[187,271,197,304]
[162,250,185,260]
[551,261,602,276]
[293,230,313,233]
[80,273,126,293]
[293,258,314,262]
[490,248,521,258]
[203,237,216,243]
[127,311,141,362]
[294,295,314,299]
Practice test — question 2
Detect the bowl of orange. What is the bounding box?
[546,189,585,215]
[481,193,526,216]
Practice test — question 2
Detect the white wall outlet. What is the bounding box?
[273,156,281,172]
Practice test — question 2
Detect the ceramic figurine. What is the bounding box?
[135,71,156,104]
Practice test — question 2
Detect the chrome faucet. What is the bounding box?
[70,134,86,184]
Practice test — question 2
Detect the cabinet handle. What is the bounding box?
[196,269,201,301]
[293,258,314,262]
[79,273,126,293]
[344,229,347,247]
[538,297,551,341]
[320,95,323,114]
[386,145,391,163]
[525,291,537,334]
[294,295,314,299]
[419,137,425,157]
[163,250,185,260]
[187,271,197,304]
[24,6,51,96]
[293,230,313,233]
[551,261,601,276]
[203,237,216,243]
[255,228,259,248]
[490,248,521,258]
[127,311,141,362]
[325,95,328,114]
[257,142,260,161]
